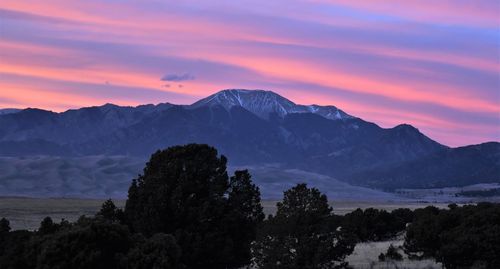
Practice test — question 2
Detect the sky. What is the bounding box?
[0,0,499,147]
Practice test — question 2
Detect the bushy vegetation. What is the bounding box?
[404,203,500,269]
[0,144,498,269]
[456,188,500,197]
[342,207,413,242]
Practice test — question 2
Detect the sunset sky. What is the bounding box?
[0,0,499,146]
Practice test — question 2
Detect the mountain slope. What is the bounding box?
[191,89,353,120]
[0,89,497,193]
[350,142,500,190]
[0,108,21,115]
[0,103,173,146]
[348,142,500,190]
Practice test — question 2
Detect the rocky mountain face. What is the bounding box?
[191,89,353,120]
[0,89,498,190]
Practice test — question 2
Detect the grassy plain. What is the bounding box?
[0,197,455,230]
[0,197,124,230]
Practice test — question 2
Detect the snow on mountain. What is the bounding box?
[191,89,353,120]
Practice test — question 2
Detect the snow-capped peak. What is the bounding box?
[190,89,354,121]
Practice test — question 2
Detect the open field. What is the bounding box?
[0,197,125,230]
[347,237,440,269]
[1,197,459,231]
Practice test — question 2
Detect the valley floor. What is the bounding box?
[0,197,125,231]
[1,197,459,231]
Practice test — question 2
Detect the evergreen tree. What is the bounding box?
[97,199,124,223]
[0,218,10,234]
[225,170,265,267]
[123,233,184,269]
[38,217,58,235]
[35,221,131,269]
[124,144,263,269]
[405,203,500,268]
[0,230,33,269]
[342,207,411,242]
[253,184,355,269]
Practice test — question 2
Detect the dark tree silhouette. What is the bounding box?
[0,218,10,234]
[0,216,187,269]
[342,207,413,242]
[405,203,500,268]
[35,221,132,269]
[123,233,184,269]
[124,144,263,269]
[38,217,58,235]
[0,230,33,269]
[97,199,124,223]
[225,169,265,266]
[253,183,355,269]
[404,206,442,258]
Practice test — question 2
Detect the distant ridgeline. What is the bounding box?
[0,89,498,194]
[457,188,500,197]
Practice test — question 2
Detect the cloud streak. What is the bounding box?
[161,73,195,82]
[0,0,498,146]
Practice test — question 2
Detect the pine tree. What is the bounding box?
[124,144,263,269]
[253,184,355,269]
[0,218,10,234]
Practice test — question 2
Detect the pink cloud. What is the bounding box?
[312,0,500,27]
[0,0,498,146]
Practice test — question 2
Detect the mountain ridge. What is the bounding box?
[0,108,22,115]
[191,89,354,121]
[2,89,355,123]
[0,89,497,194]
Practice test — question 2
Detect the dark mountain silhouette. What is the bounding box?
[0,109,21,115]
[0,89,498,191]
[349,142,500,190]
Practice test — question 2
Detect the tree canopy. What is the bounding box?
[0,218,10,234]
[405,203,500,269]
[342,207,413,242]
[253,183,356,269]
[125,144,263,269]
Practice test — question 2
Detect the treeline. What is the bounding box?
[0,144,498,269]
[456,188,500,197]
[405,203,500,269]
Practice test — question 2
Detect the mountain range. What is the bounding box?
[0,89,498,197]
